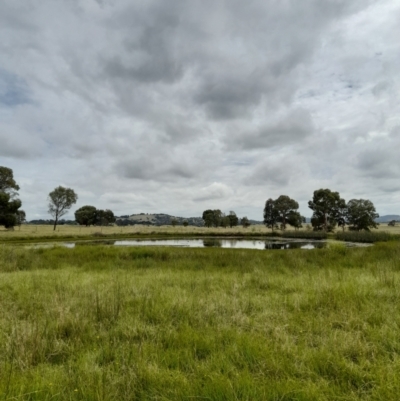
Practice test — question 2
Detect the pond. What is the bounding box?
[32,238,355,250]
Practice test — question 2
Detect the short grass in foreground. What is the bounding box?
[1,243,400,400]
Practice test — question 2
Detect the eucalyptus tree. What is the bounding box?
[264,195,300,230]
[220,214,230,228]
[274,195,299,230]
[0,166,20,196]
[0,166,23,228]
[95,209,116,226]
[202,209,214,227]
[263,198,279,231]
[75,205,97,226]
[202,209,223,228]
[212,209,223,227]
[337,202,348,232]
[48,186,78,230]
[346,199,379,231]
[16,210,26,227]
[228,211,239,228]
[308,189,345,231]
[241,216,250,228]
[0,192,22,228]
[287,211,305,230]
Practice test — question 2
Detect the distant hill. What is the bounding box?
[249,219,263,225]
[303,216,400,224]
[376,215,400,223]
[116,213,265,227]
[116,213,204,227]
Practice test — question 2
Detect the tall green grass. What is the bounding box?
[1,243,400,400]
[335,230,393,243]
[281,230,328,239]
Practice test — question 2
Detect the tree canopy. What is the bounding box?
[0,166,20,195]
[202,209,222,227]
[74,205,115,226]
[75,205,97,226]
[0,166,23,229]
[274,195,299,230]
[308,189,346,231]
[96,209,116,226]
[264,195,302,230]
[346,199,379,231]
[228,211,239,228]
[241,216,250,228]
[48,186,78,230]
[0,192,22,228]
[287,211,304,230]
[263,198,279,231]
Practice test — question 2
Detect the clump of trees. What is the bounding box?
[202,209,222,227]
[263,195,304,231]
[75,205,115,226]
[309,189,379,232]
[202,210,244,228]
[0,166,25,229]
[264,189,380,232]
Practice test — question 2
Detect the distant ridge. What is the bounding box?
[375,215,400,223]
[115,213,264,227]
[116,213,204,226]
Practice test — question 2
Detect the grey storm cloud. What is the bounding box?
[244,155,308,188]
[1,0,400,219]
[357,147,400,180]
[0,133,39,159]
[193,182,234,202]
[226,109,315,150]
[116,154,199,182]
[97,0,371,120]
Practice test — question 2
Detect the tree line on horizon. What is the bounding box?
[0,166,386,232]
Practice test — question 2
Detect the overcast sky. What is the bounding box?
[1,0,399,220]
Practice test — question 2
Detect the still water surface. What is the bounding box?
[57,238,328,250]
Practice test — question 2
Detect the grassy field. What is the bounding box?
[0,224,271,242]
[1,242,400,400]
[1,223,399,243]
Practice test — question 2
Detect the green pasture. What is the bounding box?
[1,242,400,400]
[1,223,399,244]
